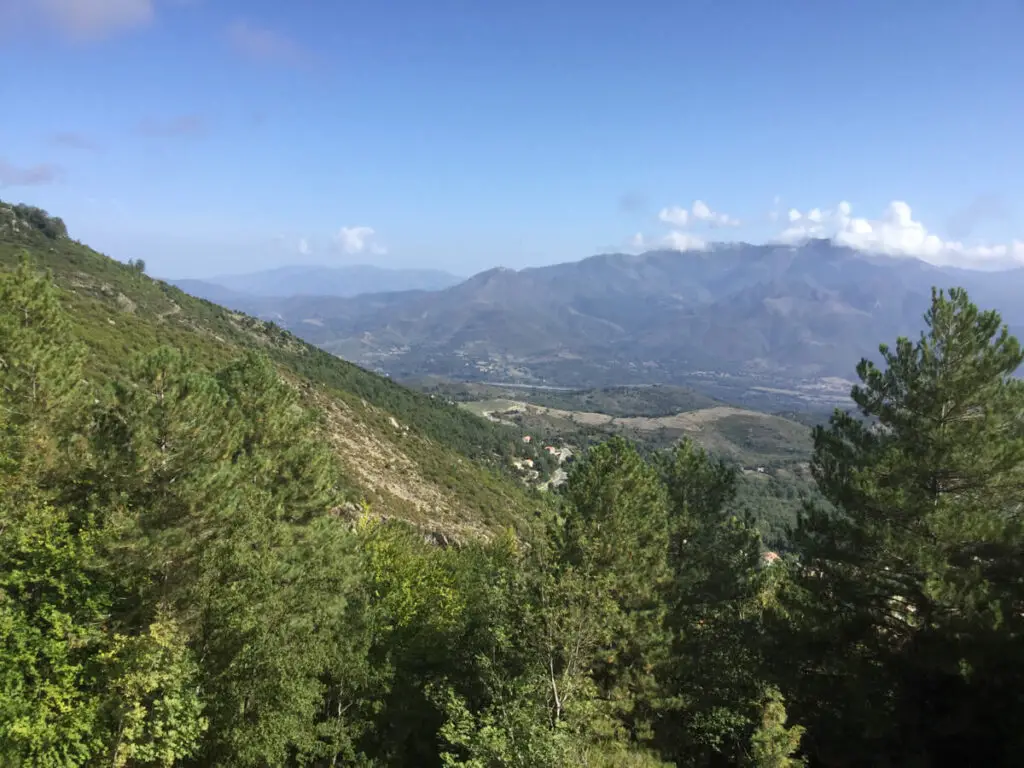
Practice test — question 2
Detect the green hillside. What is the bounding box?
[414,380,722,416]
[0,201,547,540]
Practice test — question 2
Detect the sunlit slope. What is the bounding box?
[0,201,547,540]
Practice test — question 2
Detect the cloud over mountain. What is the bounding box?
[654,199,738,252]
[691,200,740,227]
[779,200,1024,268]
[335,226,386,256]
[641,197,1023,268]
[659,200,739,229]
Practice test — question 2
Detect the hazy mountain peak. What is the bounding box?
[236,240,1024,388]
[174,263,464,300]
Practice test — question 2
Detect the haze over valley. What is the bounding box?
[173,264,463,302]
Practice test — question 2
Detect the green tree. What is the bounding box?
[561,437,671,743]
[353,518,471,764]
[0,263,207,766]
[97,612,207,767]
[428,527,647,768]
[656,440,778,766]
[84,347,362,765]
[0,498,108,765]
[0,258,88,487]
[10,204,68,239]
[746,688,804,768]
[0,262,104,764]
[787,287,1024,766]
[658,439,737,539]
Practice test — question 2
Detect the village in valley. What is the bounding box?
[515,433,574,489]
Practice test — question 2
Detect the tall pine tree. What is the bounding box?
[788,287,1024,766]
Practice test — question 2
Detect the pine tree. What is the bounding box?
[0,261,103,763]
[85,347,362,765]
[789,287,1024,765]
[0,257,88,488]
[656,440,774,766]
[562,437,671,742]
[746,688,805,768]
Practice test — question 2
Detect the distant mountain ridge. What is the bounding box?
[192,240,1024,390]
[172,263,463,300]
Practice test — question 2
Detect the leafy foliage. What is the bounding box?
[1,202,68,240]
[780,287,1024,766]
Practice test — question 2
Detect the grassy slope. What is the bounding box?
[0,205,547,540]
[432,382,823,549]
[448,391,813,467]
[413,379,722,416]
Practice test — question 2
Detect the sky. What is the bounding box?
[1,0,1023,279]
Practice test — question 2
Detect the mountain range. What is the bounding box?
[176,241,1024,396]
[171,264,463,301]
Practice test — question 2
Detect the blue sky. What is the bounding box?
[1,0,1022,278]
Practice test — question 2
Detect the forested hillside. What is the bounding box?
[0,201,550,540]
[4,202,1024,766]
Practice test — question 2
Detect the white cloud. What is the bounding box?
[662,231,706,251]
[692,199,740,227]
[637,196,1023,268]
[658,206,689,227]
[659,199,739,229]
[640,198,736,254]
[776,200,1024,268]
[691,200,712,221]
[335,226,386,256]
[297,237,310,256]
[626,229,705,253]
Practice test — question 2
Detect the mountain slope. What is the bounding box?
[168,278,254,305]
[0,201,544,540]
[239,241,1024,387]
